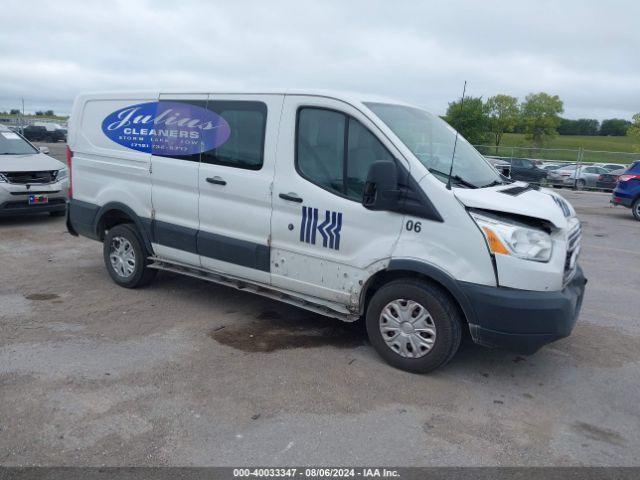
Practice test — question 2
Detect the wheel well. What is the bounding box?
[96,209,135,241]
[361,269,469,324]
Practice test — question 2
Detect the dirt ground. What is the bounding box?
[1,173,639,465]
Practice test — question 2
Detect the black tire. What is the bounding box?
[103,223,156,288]
[49,209,66,217]
[576,179,586,190]
[633,198,640,221]
[365,279,462,373]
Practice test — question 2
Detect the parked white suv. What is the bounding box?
[66,90,586,373]
[0,125,68,217]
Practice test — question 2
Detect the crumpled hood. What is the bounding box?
[0,153,65,172]
[453,182,574,229]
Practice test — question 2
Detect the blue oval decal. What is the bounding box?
[101,101,230,156]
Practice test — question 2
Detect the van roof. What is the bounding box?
[76,89,415,108]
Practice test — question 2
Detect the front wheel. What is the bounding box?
[365,279,462,373]
[633,198,640,221]
[103,223,156,288]
[575,179,586,190]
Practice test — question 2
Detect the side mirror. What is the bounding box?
[38,146,50,154]
[362,160,399,211]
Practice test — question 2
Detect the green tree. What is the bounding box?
[557,118,599,135]
[628,114,640,152]
[44,110,54,116]
[445,96,488,145]
[9,109,20,115]
[520,92,564,147]
[485,94,519,150]
[600,118,630,136]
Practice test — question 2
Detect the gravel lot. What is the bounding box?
[1,145,639,466]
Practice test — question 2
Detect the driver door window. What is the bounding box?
[296,108,394,201]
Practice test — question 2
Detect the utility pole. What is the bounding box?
[21,97,25,130]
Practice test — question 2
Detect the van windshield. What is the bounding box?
[365,102,502,188]
[0,131,38,155]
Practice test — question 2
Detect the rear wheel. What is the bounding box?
[103,223,156,288]
[365,279,462,373]
[633,198,640,221]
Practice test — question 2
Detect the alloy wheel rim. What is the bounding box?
[109,236,136,278]
[379,299,436,358]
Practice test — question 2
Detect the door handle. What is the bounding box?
[206,176,227,186]
[279,192,303,203]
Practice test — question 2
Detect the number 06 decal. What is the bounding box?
[406,220,422,233]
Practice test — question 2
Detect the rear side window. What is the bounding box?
[296,108,394,201]
[202,101,267,170]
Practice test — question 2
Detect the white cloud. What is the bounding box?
[0,0,638,119]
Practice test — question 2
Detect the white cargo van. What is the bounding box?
[66,90,586,373]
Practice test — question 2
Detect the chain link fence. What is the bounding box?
[473,144,639,192]
[473,145,639,165]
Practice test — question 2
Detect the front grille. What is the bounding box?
[564,221,582,284]
[2,170,58,184]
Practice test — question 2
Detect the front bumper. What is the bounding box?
[0,184,68,216]
[0,197,67,216]
[462,266,587,354]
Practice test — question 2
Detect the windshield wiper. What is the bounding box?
[428,168,478,189]
[480,180,505,188]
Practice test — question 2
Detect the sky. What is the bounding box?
[1,0,639,120]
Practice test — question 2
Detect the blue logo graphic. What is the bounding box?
[300,206,343,250]
[101,101,230,156]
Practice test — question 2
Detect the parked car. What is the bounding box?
[508,157,547,183]
[548,164,608,189]
[611,161,640,220]
[485,156,511,177]
[22,122,67,142]
[65,90,586,373]
[596,168,626,191]
[548,165,578,186]
[595,163,629,172]
[0,125,69,216]
[542,163,576,172]
[542,163,563,171]
[571,165,609,189]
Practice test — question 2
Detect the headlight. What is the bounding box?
[56,168,68,181]
[470,211,553,262]
[0,173,7,183]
